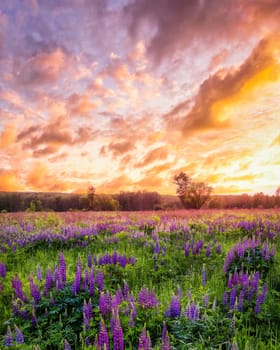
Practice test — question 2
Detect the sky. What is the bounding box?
[0,0,280,195]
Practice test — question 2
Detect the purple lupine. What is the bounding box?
[205,244,211,257]
[201,265,206,286]
[138,288,158,309]
[161,322,172,350]
[185,302,200,321]
[165,295,181,318]
[45,268,53,293]
[99,291,111,317]
[113,317,124,350]
[237,290,244,312]
[15,325,24,344]
[5,326,13,347]
[232,269,239,285]
[112,251,118,264]
[96,270,104,292]
[64,339,72,350]
[29,276,41,304]
[216,244,221,254]
[203,293,209,307]
[12,298,20,317]
[123,281,130,300]
[227,274,233,288]
[72,262,82,295]
[118,255,127,268]
[36,265,43,281]
[11,275,25,300]
[184,243,190,257]
[128,302,137,327]
[83,299,92,331]
[59,253,67,284]
[138,325,152,350]
[98,318,110,350]
[83,269,89,291]
[229,286,237,310]
[0,262,7,277]
[87,253,92,268]
[89,268,95,297]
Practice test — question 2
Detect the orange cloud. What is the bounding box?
[182,34,280,135]
[17,116,96,157]
[17,48,66,85]
[271,134,280,146]
[0,123,17,148]
[0,169,23,191]
[67,93,100,117]
[135,146,169,168]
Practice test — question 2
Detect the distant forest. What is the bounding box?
[0,191,279,212]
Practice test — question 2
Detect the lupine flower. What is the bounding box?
[96,270,104,292]
[45,268,53,293]
[113,316,124,350]
[36,265,42,281]
[216,244,221,254]
[98,318,110,350]
[237,290,244,312]
[161,322,172,350]
[123,281,130,300]
[203,293,209,307]
[99,291,111,317]
[11,275,25,300]
[64,339,72,350]
[201,265,206,286]
[0,262,7,277]
[205,244,211,257]
[128,302,137,327]
[138,325,152,350]
[185,302,200,321]
[165,295,181,318]
[5,326,13,347]
[14,325,24,344]
[59,253,67,284]
[87,253,92,268]
[29,276,41,304]
[138,288,158,309]
[229,287,237,309]
[89,268,95,297]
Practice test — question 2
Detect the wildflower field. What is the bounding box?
[0,210,280,349]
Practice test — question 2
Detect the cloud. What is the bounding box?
[208,48,229,71]
[16,48,67,85]
[16,116,96,157]
[0,122,17,148]
[107,141,135,157]
[271,134,280,146]
[0,169,23,191]
[124,0,280,63]
[135,146,169,168]
[67,93,100,117]
[180,34,280,135]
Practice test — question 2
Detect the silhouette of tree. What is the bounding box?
[174,172,212,209]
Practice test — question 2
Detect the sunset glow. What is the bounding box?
[0,0,280,195]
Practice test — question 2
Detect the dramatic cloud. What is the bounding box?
[180,34,280,135]
[124,0,280,63]
[0,0,279,194]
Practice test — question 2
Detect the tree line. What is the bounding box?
[0,173,279,212]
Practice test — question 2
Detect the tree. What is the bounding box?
[174,172,212,209]
[87,185,95,210]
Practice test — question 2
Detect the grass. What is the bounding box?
[0,209,279,349]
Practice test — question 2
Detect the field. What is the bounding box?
[0,209,280,349]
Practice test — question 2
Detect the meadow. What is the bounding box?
[0,209,279,349]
